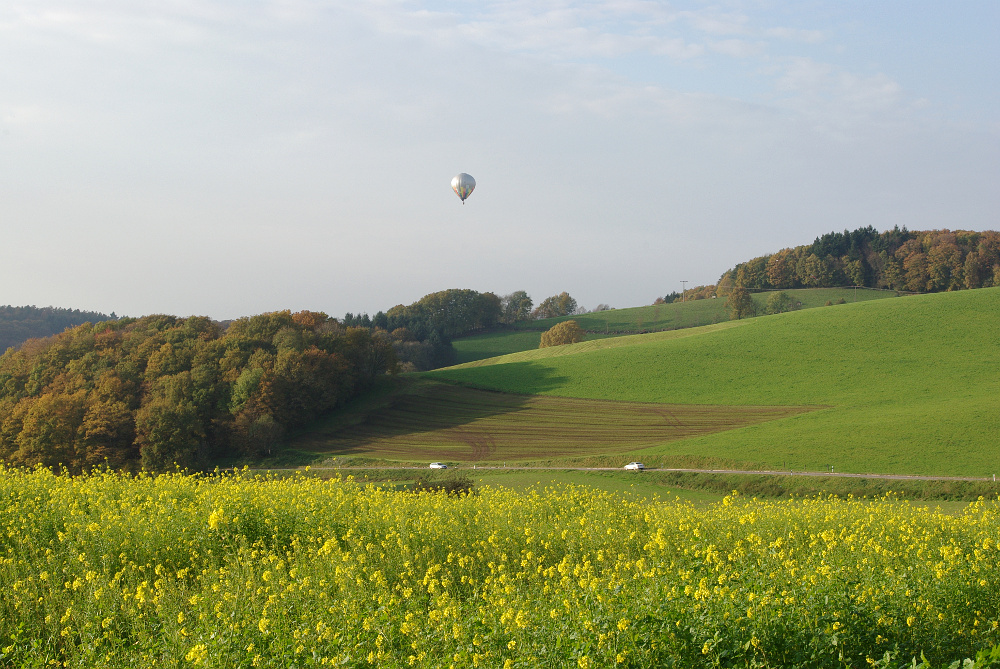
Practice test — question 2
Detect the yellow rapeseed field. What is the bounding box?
[1,466,998,668]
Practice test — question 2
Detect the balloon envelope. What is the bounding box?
[451,173,476,202]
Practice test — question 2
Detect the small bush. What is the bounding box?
[765,291,795,315]
[411,474,474,496]
[539,320,585,348]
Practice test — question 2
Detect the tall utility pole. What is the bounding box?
[680,281,688,302]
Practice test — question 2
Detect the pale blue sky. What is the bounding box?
[2,1,997,320]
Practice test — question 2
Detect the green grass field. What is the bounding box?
[466,469,726,503]
[285,287,998,480]
[520,286,897,333]
[429,288,1000,477]
[296,468,728,504]
[452,331,620,364]
[452,287,898,364]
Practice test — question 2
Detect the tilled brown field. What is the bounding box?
[292,381,818,461]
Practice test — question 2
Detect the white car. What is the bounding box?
[428,462,448,469]
[624,462,645,471]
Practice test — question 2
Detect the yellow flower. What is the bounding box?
[185,644,208,664]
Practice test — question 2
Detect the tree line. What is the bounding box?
[718,227,1000,294]
[339,288,592,370]
[0,287,594,471]
[0,311,396,472]
[340,289,506,371]
[652,227,1000,308]
[0,305,114,353]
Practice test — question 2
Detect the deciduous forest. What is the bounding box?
[719,227,1000,294]
[341,288,521,371]
[0,305,113,352]
[0,312,395,472]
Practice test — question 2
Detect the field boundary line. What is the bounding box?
[250,466,996,482]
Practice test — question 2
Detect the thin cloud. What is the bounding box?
[776,57,904,114]
[677,8,749,36]
[708,38,765,58]
[766,26,825,44]
[0,0,994,319]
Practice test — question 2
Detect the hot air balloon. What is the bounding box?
[451,173,476,204]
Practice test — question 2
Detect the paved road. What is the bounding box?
[256,466,997,483]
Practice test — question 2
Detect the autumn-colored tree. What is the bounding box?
[80,398,137,468]
[964,252,986,290]
[927,242,964,291]
[880,252,904,291]
[726,287,757,320]
[843,259,866,287]
[902,251,930,292]
[714,225,1000,294]
[715,273,735,298]
[0,305,114,352]
[766,249,797,289]
[14,391,87,469]
[798,254,833,287]
[0,309,399,472]
[735,256,770,290]
[539,320,585,348]
[291,310,329,328]
[978,232,1000,277]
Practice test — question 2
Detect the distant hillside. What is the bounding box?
[452,287,896,364]
[720,226,1000,294]
[0,311,396,472]
[430,287,1000,476]
[0,305,115,352]
[341,288,508,371]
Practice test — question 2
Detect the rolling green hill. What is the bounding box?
[451,287,898,364]
[429,288,1000,476]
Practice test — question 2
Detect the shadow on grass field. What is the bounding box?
[433,288,1000,477]
[284,378,818,463]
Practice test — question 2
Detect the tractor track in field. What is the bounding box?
[287,381,819,461]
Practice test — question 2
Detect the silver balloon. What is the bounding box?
[451,173,476,204]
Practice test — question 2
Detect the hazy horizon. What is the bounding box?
[2,1,997,320]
